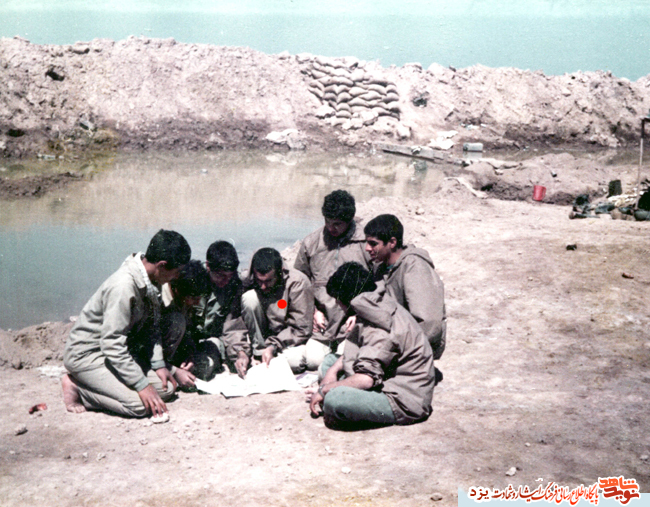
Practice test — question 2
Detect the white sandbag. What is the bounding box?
[333,76,354,87]
[349,97,369,107]
[315,104,336,118]
[336,102,351,112]
[366,84,386,95]
[360,91,383,102]
[372,106,392,117]
[350,68,365,82]
[333,84,350,95]
[383,92,400,103]
[337,92,352,103]
[318,76,335,87]
[310,69,326,80]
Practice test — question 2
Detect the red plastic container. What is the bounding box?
[533,185,546,201]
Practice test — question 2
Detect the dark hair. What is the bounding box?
[364,214,404,249]
[326,262,377,306]
[251,247,283,276]
[206,241,239,272]
[322,190,356,223]
[170,260,211,298]
[145,229,191,269]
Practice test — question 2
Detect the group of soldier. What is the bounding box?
[61,190,446,430]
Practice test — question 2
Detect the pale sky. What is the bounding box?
[1,0,648,16]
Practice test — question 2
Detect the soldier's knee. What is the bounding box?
[305,346,328,371]
[322,386,352,420]
[123,400,148,418]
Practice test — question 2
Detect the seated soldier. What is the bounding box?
[160,260,211,388]
[309,262,435,430]
[364,214,447,363]
[294,190,371,368]
[241,247,314,373]
[201,241,251,378]
[163,244,251,383]
[61,229,191,418]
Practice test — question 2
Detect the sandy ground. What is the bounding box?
[1,38,650,506]
[1,168,649,506]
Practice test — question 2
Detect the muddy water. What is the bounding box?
[0,150,445,329]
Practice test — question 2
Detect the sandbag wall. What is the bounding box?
[300,56,401,129]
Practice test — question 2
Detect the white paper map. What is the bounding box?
[194,356,302,398]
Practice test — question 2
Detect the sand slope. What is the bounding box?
[1,36,649,158]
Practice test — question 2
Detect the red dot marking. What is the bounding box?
[277,299,287,309]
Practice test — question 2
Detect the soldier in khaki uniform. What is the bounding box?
[201,241,251,378]
[294,190,371,368]
[309,262,435,430]
[364,214,446,362]
[241,247,314,373]
[162,242,252,383]
[62,230,191,418]
[160,260,211,388]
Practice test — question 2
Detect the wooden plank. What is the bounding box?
[375,142,445,162]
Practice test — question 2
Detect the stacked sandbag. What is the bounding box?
[301,56,401,128]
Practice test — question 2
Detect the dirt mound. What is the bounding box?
[1,36,649,158]
[0,171,84,198]
[0,320,73,370]
[458,152,630,204]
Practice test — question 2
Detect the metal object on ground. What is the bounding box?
[608,180,622,197]
[463,142,483,152]
[533,185,546,201]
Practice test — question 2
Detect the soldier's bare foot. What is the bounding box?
[61,373,86,413]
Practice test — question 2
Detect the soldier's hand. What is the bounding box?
[313,309,327,333]
[309,390,324,417]
[262,345,276,366]
[155,367,178,391]
[174,368,196,388]
[343,315,357,334]
[179,361,194,372]
[138,385,167,416]
[235,352,250,379]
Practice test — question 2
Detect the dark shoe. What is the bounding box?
[434,367,443,385]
